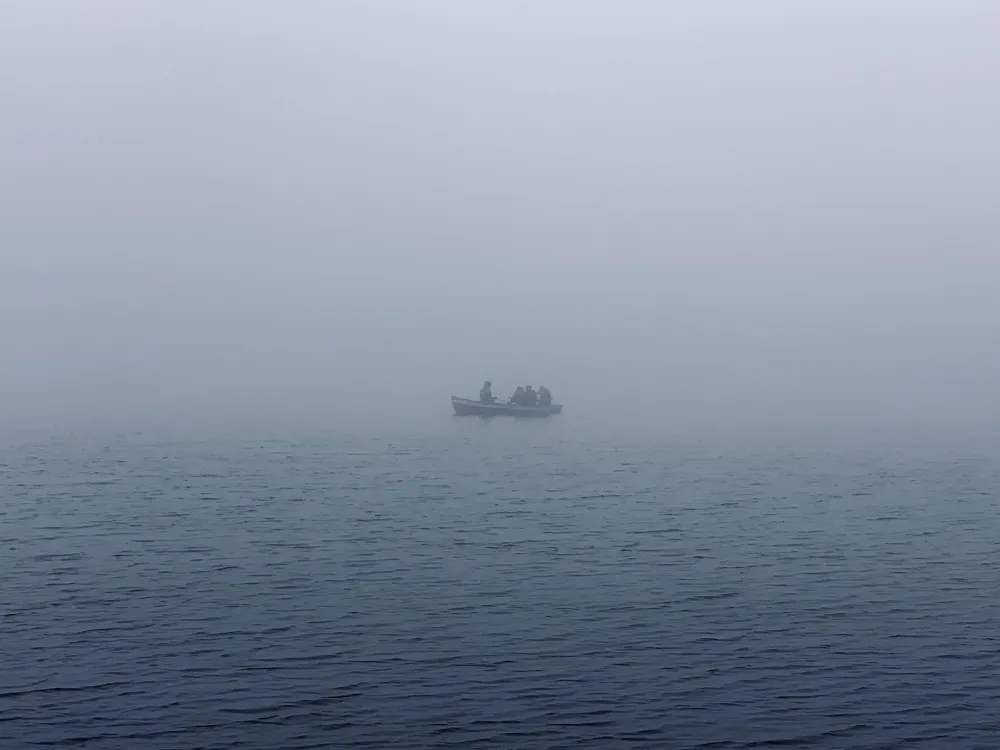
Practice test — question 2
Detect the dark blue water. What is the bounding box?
[3,420,1000,749]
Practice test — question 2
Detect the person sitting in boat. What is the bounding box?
[522,385,538,407]
[510,386,526,405]
[537,385,552,407]
[479,380,496,403]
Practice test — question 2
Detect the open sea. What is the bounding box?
[3,417,1000,749]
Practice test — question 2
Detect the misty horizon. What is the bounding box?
[2,1,998,433]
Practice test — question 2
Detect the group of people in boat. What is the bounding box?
[479,381,553,408]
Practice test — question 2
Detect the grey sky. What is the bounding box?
[1,2,998,431]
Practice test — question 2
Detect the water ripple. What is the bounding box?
[2,427,1000,748]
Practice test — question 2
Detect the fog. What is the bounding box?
[2,1,998,434]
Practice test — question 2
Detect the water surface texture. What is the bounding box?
[3,421,1000,748]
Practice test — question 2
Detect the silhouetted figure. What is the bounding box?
[480,380,495,403]
[523,385,538,407]
[511,386,526,405]
[538,386,552,407]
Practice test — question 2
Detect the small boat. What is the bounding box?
[452,396,563,417]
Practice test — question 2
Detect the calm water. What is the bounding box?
[3,419,1000,749]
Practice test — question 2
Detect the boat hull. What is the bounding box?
[452,396,562,417]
